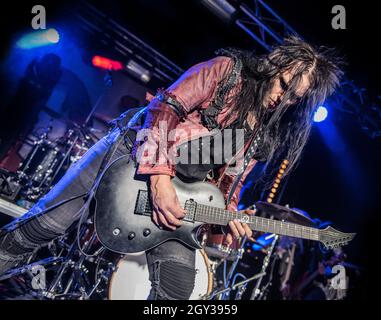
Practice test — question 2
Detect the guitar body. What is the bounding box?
[94,155,226,254]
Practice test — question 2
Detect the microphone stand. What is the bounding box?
[249,234,279,300]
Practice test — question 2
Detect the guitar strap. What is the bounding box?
[226,128,262,205]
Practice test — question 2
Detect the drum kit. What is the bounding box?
[0,201,329,300]
[1,119,103,203]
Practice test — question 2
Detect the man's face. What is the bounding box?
[264,67,310,109]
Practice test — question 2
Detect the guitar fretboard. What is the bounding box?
[192,203,320,241]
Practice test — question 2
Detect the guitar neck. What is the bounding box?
[192,203,320,242]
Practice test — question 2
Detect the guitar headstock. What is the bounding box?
[319,226,356,249]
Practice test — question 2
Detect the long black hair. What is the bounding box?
[218,36,344,178]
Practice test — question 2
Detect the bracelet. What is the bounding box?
[156,92,187,120]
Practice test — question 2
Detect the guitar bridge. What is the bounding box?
[184,199,197,221]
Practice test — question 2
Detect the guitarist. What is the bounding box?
[0,36,343,300]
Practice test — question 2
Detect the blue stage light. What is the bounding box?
[314,106,328,123]
[16,28,60,49]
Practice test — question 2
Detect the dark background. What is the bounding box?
[0,0,379,300]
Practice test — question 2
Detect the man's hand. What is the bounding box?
[224,209,256,247]
[150,175,186,230]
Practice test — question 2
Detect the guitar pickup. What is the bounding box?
[134,190,152,216]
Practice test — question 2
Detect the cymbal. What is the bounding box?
[254,201,316,227]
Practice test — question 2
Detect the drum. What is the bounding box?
[18,140,65,187]
[108,249,213,300]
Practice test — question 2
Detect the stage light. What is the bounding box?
[92,55,123,71]
[126,60,151,83]
[314,106,328,123]
[16,28,60,49]
[91,56,151,82]
[45,28,60,43]
[201,0,237,23]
